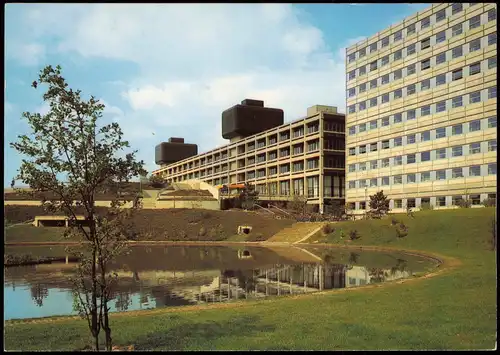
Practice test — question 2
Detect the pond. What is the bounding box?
[4,245,438,320]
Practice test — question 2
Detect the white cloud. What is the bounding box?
[11,4,361,174]
[6,42,46,66]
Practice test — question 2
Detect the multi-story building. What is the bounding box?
[152,100,346,213]
[345,3,497,214]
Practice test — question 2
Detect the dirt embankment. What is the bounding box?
[4,206,294,242]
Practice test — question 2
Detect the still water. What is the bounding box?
[4,245,437,320]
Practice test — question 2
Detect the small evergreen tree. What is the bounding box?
[239,183,259,210]
[368,190,390,218]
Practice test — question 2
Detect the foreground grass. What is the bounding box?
[4,208,497,350]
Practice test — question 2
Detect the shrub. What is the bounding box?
[177,230,188,240]
[390,216,399,225]
[420,202,434,211]
[482,198,496,207]
[322,224,334,235]
[349,229,361,240]
[456,198,472,208]
[369,190,390,218]
[396,223,408,238]
[198,226,206,237]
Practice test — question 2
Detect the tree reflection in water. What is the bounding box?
[115,292,132,312]
[368,268,388,283]
[30,283,49,307]
[390,258,408,276]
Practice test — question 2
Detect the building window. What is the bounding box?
[436,170,446,180]
[452,96,463,108]
[382,176,389,185]
[407,23,416,35]
[488,163,497,175]
[359,123,366,133]
[469,142,481,154]
[406,84,416,96]
[394,89,402,100]
[452,23,463,37]
[349,126,356,135]
[488,140,497,152]
[452,68,463,81]
[359,180,366,188]
[421,79,430,91]
[469,120,481,132]
[359,47,366,58]
[381,117,390,126]
[436,127,446,139]
[469,165,481,177]
[394,69,402,80]
[469,15,481,30]
[469,91,482,104]
[381,140,390,149]
[381,75,389,85]
[436,100,446,113]
[407,134,416,144]
[369,80,377,90]
[394,199,402,208]
[489,56,497,69]
[436,52,446,65]
[381,158,390,168]
[421,151,431,162]
[369,97,377,108]
[348,88,356,97]
[436,148,446,159]
[421,17,430,29]
[393,175,402,184]
[370,120,378,130]
[359,201,366,209]
[370,42,378,53]
[306,160,318,170]
[359,83,366,93]
[436,30,446,43]
[359,145,366,154]
[451,146,463,157]
[407,109,416,120]
[451,3,463,15]
[370,178,377,187]
[359,66,366,76]
[393,113,402,123]
[488,116,497,128]
[394,156,403,166]
[421,171,431,182]
[452,46,463,59]
[436,197,446,207]
[436,74,446,86]
[469,62,481,76]
[469,39,481,52]
[348,53,356,63]
[488,87,497,99]
[394,137,402,147]
[381,36,390,47]
[349,148,356,156]
[382,93,389,103]
[435,9,446,22]
[421,38,431,50]
[407,43,416,55]
[348,181,356,189]
[348,105,356,114]
[381,55,389,66]
[452,196,463,206]
[407,173,416,184]
[452,124,463,135]
[421,106,431,116]
[348,70,356,80]
[421,131,431,141]
[452,168,463,178]
[359,101,366,111]
[370,61,378,71]
[407,154,416,164]
[394,49,403,61]
[394,30,402,41]
[488,9,497,22]
[370,160,378,170]
[406,64,416,75]
[370,143,378,152]
[407,198,416,208]
[348,164,356,172]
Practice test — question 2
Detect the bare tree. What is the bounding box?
[11,65,146,351]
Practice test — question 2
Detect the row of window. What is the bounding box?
[347,16,496,81]
[351,193,496,210]
[347,34,496,97]
[347,3,492,64]
[348,163,497,189]
[348,137,497,168]
[348,89,496,136]
[349,117,497,156]
[348,62,496,114]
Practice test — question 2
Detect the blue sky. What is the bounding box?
[4,3,430,187]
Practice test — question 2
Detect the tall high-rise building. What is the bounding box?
[345,3,497,214]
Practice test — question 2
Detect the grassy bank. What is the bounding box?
[4,208,497,350]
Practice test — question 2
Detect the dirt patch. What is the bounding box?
[4,206,294,242]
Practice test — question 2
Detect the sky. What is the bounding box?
[4,3,430,187]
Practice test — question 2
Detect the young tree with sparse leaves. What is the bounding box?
[368,190,390,219]
[10,65,146,351]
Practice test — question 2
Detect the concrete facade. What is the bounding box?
[345,3,497,213]
[152,105,346,213]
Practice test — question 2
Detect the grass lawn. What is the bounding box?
[4,208,497,350]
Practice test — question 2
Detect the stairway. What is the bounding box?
[264,222,325,244]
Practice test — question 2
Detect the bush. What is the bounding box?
[198,226,206,237]
[390,216,399,225]
[420,202,433,211]
[396,223,408,238]
[349,229,361,240]
[456,198,472,208]
[177,230,188,240]
[482,198,496,207]
[322,224,334,235]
